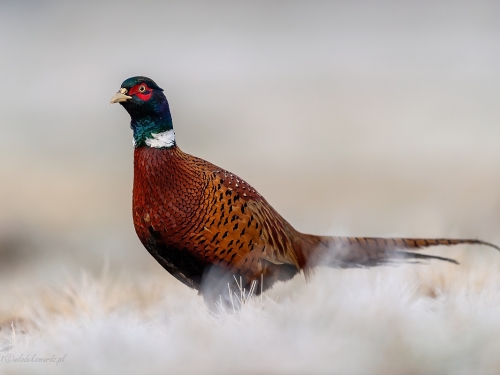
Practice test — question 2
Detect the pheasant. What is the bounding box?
[111,76,499,306]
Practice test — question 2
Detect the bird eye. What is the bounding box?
[138,85,146,93]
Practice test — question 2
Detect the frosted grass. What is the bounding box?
[2,248,500,374]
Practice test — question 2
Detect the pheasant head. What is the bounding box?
[110,76,175,148]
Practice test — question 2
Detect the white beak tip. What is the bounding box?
[110,92,132,104]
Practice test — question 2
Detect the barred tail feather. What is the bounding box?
[300,235,500,268]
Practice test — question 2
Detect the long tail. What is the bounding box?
[300,235,500,268]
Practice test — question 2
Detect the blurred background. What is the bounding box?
[0,1,499,291]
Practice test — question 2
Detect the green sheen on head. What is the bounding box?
[111,76,175,149]
[120,76,164,92]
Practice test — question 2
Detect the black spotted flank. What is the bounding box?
[211,232,220,243]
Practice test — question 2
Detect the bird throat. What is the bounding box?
[131,116,175,149]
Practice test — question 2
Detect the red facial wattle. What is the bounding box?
[128,83,153,101]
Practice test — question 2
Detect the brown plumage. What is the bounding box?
[112,76,499,308]
[132,146,498,305]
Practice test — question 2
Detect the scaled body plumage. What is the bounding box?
[111,76,499,306]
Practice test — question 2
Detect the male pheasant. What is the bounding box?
[111,76,499,306]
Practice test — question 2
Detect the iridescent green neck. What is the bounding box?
[132,116,175,148]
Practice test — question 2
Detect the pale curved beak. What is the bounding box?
[110,88,132,104]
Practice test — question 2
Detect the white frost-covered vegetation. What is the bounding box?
[2,247,500,375]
